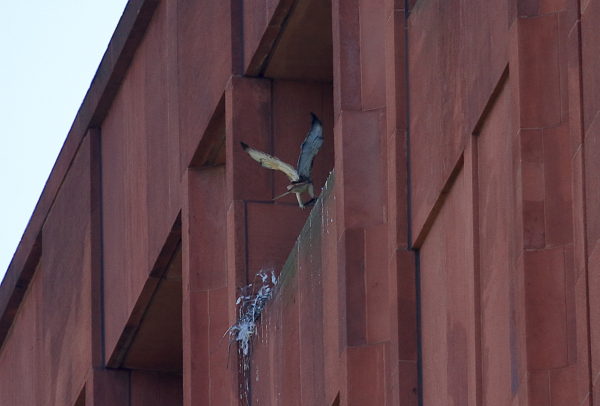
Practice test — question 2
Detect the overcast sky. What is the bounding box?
[0,1,128,282]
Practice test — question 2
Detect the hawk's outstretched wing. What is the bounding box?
[240,142,300,182]
[296,113,324,180]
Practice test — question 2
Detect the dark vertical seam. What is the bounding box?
[403,2,423,405]
[231,0,245,75]
[96,128,107,366]
[100,144,106,366]
[471,138,483,406]
[238,0,245,74]
[576,0,594,400]
[414,250,423,406]
[128,370,132,406]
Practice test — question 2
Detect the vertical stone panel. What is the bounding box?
[40,136,93,406]
[518,4,580,405]
[344,228,366,346]
[365,224,390,343]
[524,248,570,369]
[182,166,235,406]
[420,165,477,406]
[584,115,600,248]
[359,0,386,110]
[336,110,387,230]
[102,48,150,359]
[518,14,563,128]
[581,0,600,132]
[384,4,417,405]
[184,167,227,292]
[347,344,387,406]
[145,0,181,265]
[89,129,130,406]
[477,81,520,406]
[332,0,362,113]
[521,129,546,249]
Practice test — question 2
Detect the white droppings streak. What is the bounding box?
[226,269,278,357]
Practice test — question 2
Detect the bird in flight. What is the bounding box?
[240,113,324,208]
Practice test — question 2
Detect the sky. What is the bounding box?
[0,1,128,282]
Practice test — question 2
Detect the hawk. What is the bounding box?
[240,113,324,208]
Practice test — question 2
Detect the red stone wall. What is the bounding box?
[101,0,181,363]
[582,0,600,404]
[0,136,94,406]
[0,0,599,405]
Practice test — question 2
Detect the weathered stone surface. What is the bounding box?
[1,0,596,405]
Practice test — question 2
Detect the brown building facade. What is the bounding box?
[1,0,599,405]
